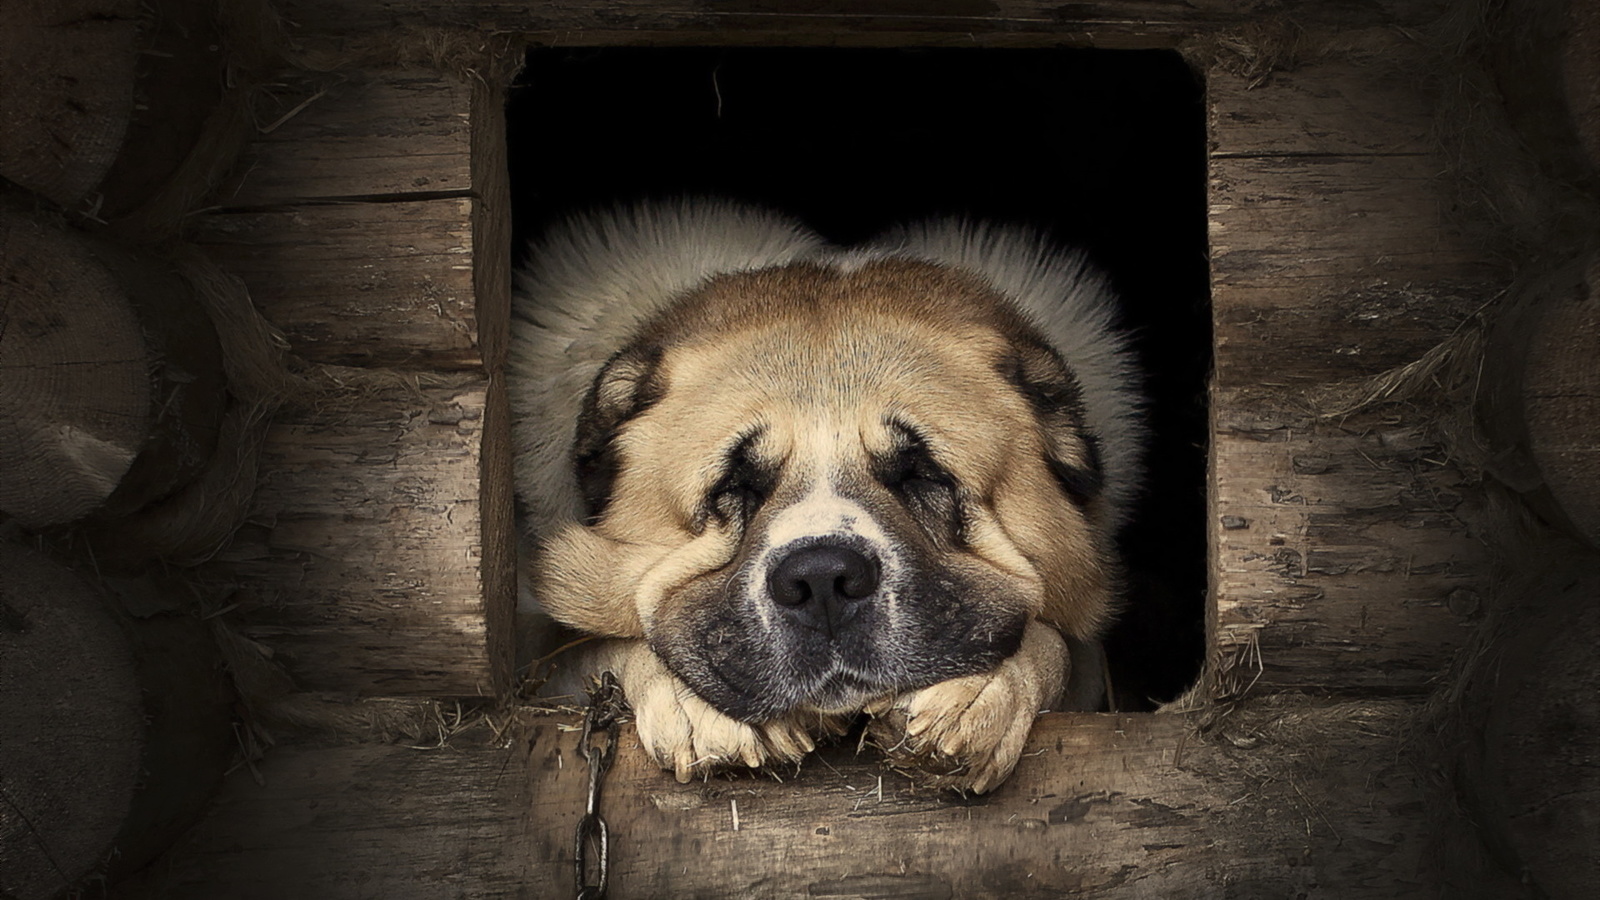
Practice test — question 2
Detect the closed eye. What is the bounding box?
[874,419,963,542]
[705,429,775,527]
[879,443,954,494]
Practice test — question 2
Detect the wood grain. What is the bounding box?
[216,73,473,206]
[1479,254,1600,549]
[1212,403,1485,693]
[191,67,517,694]
[0,0,139,208]
[1479,571,1600,900]
[1566,0,1600,171]
[208,377,507,697]
[196,72,493,370]
[117,698,1440,899]
[1518,254,1600,547]
[1206,51,1504,693]
[195,198,480,369]
[1,544,143,900]
[273,0,1449,46]
[0,211,151,527]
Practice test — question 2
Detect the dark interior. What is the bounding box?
[507,46,1210,709]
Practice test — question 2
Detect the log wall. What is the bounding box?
[120,700,1436,898]
[1207,44,1506,694]
[194,70,515,697]
[110,1,1591,897]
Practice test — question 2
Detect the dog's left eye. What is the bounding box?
[877,440,960,514]
[880,447,954,496]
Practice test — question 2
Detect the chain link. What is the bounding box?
[574,671,623,900]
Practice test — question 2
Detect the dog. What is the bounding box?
[510,200,1142,793]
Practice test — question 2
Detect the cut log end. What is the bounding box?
[0,1,141,208]
[1484,573,1600,900]
[0,543,144,900]
[0,213,151,528]
[1521,254,1600,547]
[1562,0,1600,172]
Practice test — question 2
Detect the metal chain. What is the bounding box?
[574,671,623,900]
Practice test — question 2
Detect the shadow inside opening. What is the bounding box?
[507,45,1211,710]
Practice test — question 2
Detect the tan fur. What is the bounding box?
[530,260,1119,791]
[867,619,1068,793]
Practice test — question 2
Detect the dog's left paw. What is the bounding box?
[867,620,1066,793]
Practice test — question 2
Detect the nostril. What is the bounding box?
[768,544,879,609]
[770,575,812,608]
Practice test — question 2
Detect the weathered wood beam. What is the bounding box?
[273,0,1450,46]
[207,376,509,697]
[195,198,479,369]
[115,699,1438,898]
[191,67,516,698]
[1206,47,1504,694]
[195,72,501,371]
[1212,418,1485,692]
[216,74,472,206]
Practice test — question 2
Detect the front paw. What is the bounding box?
[608,644,821,782]
[867,621,1066,793]
[630,675,819,781]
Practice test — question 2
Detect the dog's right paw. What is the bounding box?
[630,674,819,781]
[612,644,820,781]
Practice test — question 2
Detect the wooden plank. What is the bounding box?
[216,73,472,206]
[189,67,517,696]
[194,198,479,369]
[1207,50,1506,385]
[1208,153,1491,301]
[209,377,507,697]
[1212,281,1492,385]
[111,733,533,900]
[1206,54,1436,157]
[469,73,512,374]
[196,70,501,370]
[117,699,1444,898]
[272,0,1447,45]
[1212,400,1485,692]
[1205,51,1501,387]
[1206,53,1504,694]
[470,73,517,693]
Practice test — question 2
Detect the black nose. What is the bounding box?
[768,543,880,634]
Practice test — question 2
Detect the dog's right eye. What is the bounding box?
[709,477,767,525]
[705,431,773,527]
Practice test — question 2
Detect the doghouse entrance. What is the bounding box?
[507,46,1209,708]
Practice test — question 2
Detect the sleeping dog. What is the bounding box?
[510,201,1142,792]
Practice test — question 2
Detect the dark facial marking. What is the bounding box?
[703,428,778,530]
[1046,432,1103,507]
[872,419,965,545]
[999,340,1103,508]
[573,343,666,524]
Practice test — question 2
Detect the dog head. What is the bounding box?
[535,258,1115,721]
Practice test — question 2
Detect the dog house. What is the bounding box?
[3,0,1599,898]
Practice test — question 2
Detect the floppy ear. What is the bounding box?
[1000,339,1103,508]
[573,342,666,525]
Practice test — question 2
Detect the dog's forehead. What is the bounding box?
[640,258,1022,389]
[654,335,1012,461]
[620,259,1052,481]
